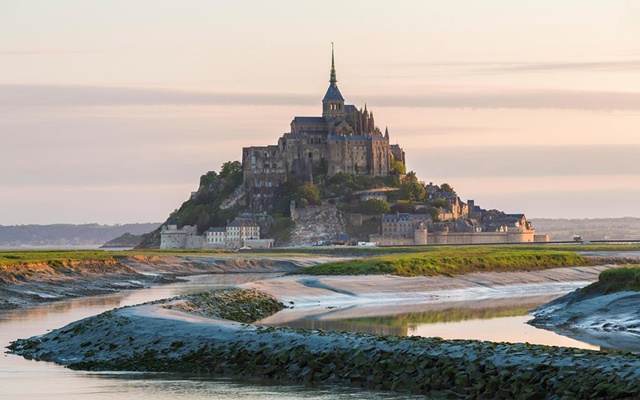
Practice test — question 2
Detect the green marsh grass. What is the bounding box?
[294,247,591,277]
[583,265,640,294]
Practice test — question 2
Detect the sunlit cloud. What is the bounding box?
[2,84,640,111]
[479,60,640,74]
[386,60,640,74]
[419,145,640,178]
[0,50,99,56]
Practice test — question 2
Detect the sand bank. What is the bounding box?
[242,266,610,323]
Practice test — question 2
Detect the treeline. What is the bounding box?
[0,223,161,246]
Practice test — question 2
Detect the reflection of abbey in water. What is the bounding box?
[242,47,404,210]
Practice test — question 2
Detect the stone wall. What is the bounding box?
[345,213,363,227]
[428,230,535,245]
[371,229,535,246]
[534,234,550,243]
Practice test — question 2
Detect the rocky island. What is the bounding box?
[137,50,543,250]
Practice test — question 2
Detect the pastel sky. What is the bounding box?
[1,1,639,224]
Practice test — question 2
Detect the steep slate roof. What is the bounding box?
[323,83,344,102]
[228,218,258,227]
[383,213,412,222]
[506,214,526,219]
[328,134,372,141]
[293,116,326,124]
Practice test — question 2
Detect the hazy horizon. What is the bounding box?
[2,1,639,224]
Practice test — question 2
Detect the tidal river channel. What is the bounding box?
[0,272,597,399]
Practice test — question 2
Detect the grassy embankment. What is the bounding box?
[2,242,638,266]
[294,246,591,277]
[1,243,637,279]
[243,243,640,256]
[582,266,640,295]
[0,249,235,267]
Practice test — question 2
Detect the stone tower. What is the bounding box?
[322,43,346,118]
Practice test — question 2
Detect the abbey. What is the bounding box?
[242,48,405,211]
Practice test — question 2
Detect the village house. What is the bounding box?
[161,215,274,249]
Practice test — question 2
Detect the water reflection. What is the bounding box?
[1,272,600,400]
[273,297,599,350]
[3,272,426,400]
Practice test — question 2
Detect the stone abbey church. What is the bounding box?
[242,49,405,210]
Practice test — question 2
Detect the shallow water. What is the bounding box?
[0,274,422,399]
[1,272,597,399]
[271,300,599,350]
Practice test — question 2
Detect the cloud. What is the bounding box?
[0,84,316,107]
[392,60,640,74]
[479,60,640,74]
[2,84,640,111]
[0,50,99,56]
[417,145,640,178]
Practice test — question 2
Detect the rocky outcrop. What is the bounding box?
[529,289,640,352]
[288,205,346,246]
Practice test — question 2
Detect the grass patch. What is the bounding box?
[0,248,236,267]
[238,243,640,256]
[1,243,637,267]
[582,266,640,295]
[165,288,286,323]
[0,250,115,266]
[293,248,590,277]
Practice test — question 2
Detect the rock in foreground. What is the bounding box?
[529,267,640,352]
[9,289,640,399]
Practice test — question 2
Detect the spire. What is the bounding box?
[322,43,345,106]
[330,42,337,84]
[384,126,389,139]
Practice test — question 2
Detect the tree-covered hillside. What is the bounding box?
[137,161,245,247]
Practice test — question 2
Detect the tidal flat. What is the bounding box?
[4,246,640,398]
[10,286,640,399]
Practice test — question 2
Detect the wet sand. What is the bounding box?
[242,266,611,323]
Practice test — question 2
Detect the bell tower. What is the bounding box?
[322,43,346,118]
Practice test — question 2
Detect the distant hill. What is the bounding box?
[0,223,162,247]
[101,232,147,248]
[530,217,640,241]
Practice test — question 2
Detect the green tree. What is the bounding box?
[390,160,406,175]
[440,183,456,196]
[432,198,448,208]
[425,206,441,221]
[295,182,321,206]
[399,172,426,202]
[359,199,391,215]
[390,201,416,213]
[220,161,241,177]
